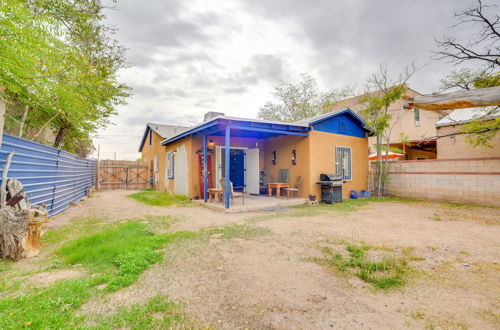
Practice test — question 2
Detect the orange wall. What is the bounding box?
[308,130,369,199]
[262,135,311,198]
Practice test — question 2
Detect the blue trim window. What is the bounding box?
[335,146,352,180]
[149,130,152,146]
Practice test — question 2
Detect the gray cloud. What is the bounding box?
[195,98,217,108]
[242,0,474,91]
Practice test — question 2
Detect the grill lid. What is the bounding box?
[320,173,343,181]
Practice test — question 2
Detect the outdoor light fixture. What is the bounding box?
[272,151,277,165]
[291,149,297,165]
[209,140,214,147]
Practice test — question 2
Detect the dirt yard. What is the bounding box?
[7,190,500,329]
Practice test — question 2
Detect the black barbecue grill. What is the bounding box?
[316,173,343,203]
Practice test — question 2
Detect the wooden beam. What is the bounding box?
[403,86,500,110]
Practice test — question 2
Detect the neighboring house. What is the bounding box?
[326,86,446,160]
[141,109,370,208]
[138,122,189,188]
[435,107,500,159]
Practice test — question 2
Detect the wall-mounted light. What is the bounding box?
[272,151,277,165]
[291,149,297,165]
[173,150,177,156]
[209,140,215,147]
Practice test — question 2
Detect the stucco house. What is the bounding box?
[326,86,446,160]
[138,122,188,188]
[139,109,370,208]
[435,107,500,159]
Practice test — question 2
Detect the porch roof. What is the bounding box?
[161,116,310,146]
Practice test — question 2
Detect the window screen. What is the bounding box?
[166,151,174,179]
[335,146,352,180]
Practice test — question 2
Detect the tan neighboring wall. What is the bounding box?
[308,130,369,199]
[437,124,500,159]
[327,89,444,153]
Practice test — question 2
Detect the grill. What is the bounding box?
[316,173,343,204]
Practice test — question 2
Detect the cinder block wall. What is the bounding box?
[371,158,500,207]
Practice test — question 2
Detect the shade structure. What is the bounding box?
[368,152,404,161]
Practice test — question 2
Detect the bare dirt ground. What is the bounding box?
[50,190,500,329]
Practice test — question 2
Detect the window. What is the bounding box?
[414,108,420,127]
[149,130,152,145]
[416,157,426,160]
[335,146,352,180]
[167,151,174,179]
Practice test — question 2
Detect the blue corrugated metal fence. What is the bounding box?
[0,133,95,216]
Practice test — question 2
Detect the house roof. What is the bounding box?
[160,108,368,146]
[294,108,368,128]
[138,122,189,152]
[435,107,500,127]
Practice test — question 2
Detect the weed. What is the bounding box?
[314,242,419,290]
[204,223,270,240]
[0,278,91,329]
[127,190,190,206]
[430,213,442,221]
[409,309,425,320]
[87,295,188,329]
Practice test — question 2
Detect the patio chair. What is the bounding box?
[220,178,246,205]
[283,175,302,198]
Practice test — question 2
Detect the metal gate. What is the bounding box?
[98,160,150,190]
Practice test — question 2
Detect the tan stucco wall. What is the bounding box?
[263,135,311,198]
[308,130,369,199]
[140,130,165,190]
[437,124,500,159]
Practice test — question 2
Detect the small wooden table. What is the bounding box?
[208,188,223,202]
[267,183,291,197]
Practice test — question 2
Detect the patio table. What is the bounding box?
[267,182,291,197]
[208,188,223,202]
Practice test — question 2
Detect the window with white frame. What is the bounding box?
[335,146,352,180]
[166,151,174,179]
[414,108,420,127]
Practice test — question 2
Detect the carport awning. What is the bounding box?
[161,117,310,146]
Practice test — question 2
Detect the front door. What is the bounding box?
[198,153,213,199]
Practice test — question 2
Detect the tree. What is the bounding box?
[0,0,129,155]
[258,73,352,122]
[359,64,417,196]
[434,0,499,70]
[434,0,499,147]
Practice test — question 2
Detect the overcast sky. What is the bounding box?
[93,0,475,160]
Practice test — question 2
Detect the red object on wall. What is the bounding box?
[198,153,213,199]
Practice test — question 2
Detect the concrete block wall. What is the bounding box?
[372,157,500,207]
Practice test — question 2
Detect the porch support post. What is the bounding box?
[224,125,230,209]
[203,134,208,203]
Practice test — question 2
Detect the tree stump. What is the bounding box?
[0,205,48,260]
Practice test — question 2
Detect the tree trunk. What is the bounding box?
[0,97,5,146]
[376,135,383,196]
[18,105,29,138]
[33,112,59,141]
[0,206,48,260]
[53,125,67,148]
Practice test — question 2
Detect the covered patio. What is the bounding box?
[193,194,309,213]
[161,116,311,209]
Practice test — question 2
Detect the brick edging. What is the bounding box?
[388,171,500,175]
